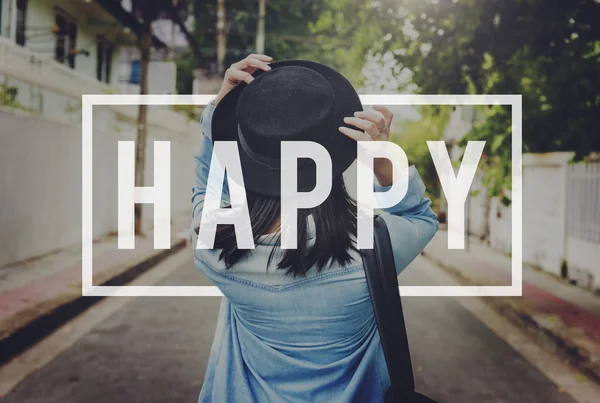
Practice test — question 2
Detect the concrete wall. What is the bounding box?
[466,171,489,239]
[482,152,600,286]
[522,154,571,276]
[566,237,600,289]
[0,107,201,267]
[489,197,512,255]
[565,158,600,288]
[486,153,572,276]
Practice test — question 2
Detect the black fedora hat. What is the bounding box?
[211,60,363,197]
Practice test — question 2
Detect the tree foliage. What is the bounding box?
[401,0,600,157]
[309,0,600,200]
[394,106,452,205]
[176,0,327,93]
[175,0,600,202]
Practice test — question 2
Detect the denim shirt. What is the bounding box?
[191,103,439,403]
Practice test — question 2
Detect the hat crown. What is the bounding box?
[236,66,336,158]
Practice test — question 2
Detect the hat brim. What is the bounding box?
[211,60,363,197]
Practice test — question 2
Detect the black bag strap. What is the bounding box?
[362,215,415,401]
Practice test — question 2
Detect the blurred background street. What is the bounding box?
[1,0,600,402]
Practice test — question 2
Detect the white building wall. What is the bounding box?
[445,107,473,145]
[486,153,575,276]
[0,0,139,88]
[1,0,126,115]
[22,0,116,79]
[20,0,91,74]
[0,107,201,267]
[521,157,570,276]
[0,1,204,267]
[565,159,600,288]
[1,0,10,38]
[566,237,600,289]
[489,197,512,254]
[466,171,489,239]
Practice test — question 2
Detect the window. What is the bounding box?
[54,10,77,69]
[54,14,66,63]
[96,41,104,80]
[96,38,114,84]
[105,41,113,83]
[16,0,27,46]
[67,22,77,68]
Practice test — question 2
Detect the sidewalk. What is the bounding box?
[0,214,191,365]
[423,230,600,383]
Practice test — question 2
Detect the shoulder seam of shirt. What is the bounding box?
[194,251,365,292]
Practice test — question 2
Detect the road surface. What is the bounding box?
[1,248,586,403]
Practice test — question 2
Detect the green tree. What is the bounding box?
[311,0,600,202]
[396,0,600,157]
[176,0,327,94]
[308,0,394,83]
[394,105,451,209]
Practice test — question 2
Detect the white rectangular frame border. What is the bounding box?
[82,94,522,297]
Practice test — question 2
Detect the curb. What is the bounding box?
[0,238,187,367]
[422,251,600,384]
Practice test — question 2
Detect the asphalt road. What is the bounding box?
[2,252,577,403]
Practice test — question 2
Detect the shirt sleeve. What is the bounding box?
[191,102,231,233]
[377,166,440,276]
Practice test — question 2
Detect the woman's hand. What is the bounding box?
[215,54,273,105]
[339,106,396,186]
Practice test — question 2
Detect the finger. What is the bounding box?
[228,69,254,84]
[245,58,272,72]
[343,117,378,135]
[353,110,386,130]
[372,105,394,120]
[248,54,273,62]
[338,126,371,141]
[234,58,271,72]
